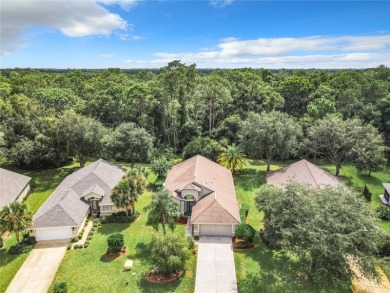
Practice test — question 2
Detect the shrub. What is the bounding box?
[53,282,68,293]
[235,224,256,243]
[239,203,249,223]
[377,206,390,220]
[100,211,140,224]
[187,236,195,250]
[151,234,188,275]
[73,244,83,249]
[8,243,33,255]
[71,237,79,243]
[84,243,89,248]
[234,241,254,249]
[66,244,72,250]
[87,236,92,240]
[0,238,3,249]
[378,235,390,257]
[107,233,124,254]
[85,240,90,245]
[363,185,372,201]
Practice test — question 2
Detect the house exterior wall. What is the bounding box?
[17,184,30,202]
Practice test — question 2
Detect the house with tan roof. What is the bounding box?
[0,168,31,207]
[164,155,240,237]
[30,159,126,241]
[266,159,343,189]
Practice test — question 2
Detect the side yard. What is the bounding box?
[0,162,79,292]
[50,189,197,293]
[233,159,390,292]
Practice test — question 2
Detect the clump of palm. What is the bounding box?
[0,202,32,243]
[111,166,148,215]
[218,144,247,174]
[144,189,180,236]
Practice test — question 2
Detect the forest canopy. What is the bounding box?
[0,62,389,170]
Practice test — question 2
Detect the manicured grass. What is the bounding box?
[233,159,390,292]
[0,236,30,292]
[50,177,196,292]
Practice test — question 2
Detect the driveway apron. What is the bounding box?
[195,237,238,293]
[6,240,68,293]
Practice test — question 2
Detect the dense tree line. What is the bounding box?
[0,62,389,170]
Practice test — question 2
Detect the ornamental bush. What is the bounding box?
[377,206,390,220]
[235,224,256,243]
[107,233,124,254]
[53,282,68,293]
[151,234,187,275]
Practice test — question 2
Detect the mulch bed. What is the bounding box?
[104,247,128,260]
[145,270,183,283]
[233,238,256,251]
[176,217,188,225]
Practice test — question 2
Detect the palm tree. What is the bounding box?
[218,144,247,174]
[0,202,32,243]
[111,166,148,215]
[144,189,180,235]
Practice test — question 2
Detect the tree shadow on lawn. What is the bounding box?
[236,239,351,293]
[234,168,266,192]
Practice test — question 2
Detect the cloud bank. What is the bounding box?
[0,0,129,55]
[133,35,390,68]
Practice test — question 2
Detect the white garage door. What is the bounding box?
[35,227,73,241]
[199,224,232,237]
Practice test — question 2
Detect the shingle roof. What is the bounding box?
[0,168,31,207]
[266,159,343,189]
[33,160,126,228]
[164,155,240,225]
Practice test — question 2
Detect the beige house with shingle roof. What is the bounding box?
[266,159,343,188]
[165,155,240,237]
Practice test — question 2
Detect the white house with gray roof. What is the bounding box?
[0,168,31,207]
[31,159,126,241]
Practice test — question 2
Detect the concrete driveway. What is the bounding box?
[195,237,238,293]
[6,240,69,293]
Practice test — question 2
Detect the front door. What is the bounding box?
[91,199,100,212]
[184,201,195,215]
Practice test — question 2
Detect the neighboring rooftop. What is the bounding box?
[266,159,343,189]
[0,168,31,207]
[33,159,126,228]
[165,155,240,225]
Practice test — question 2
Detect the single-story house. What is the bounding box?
[0,168,31,207]
[164,155,240,237]
[379,183,390,205]
[266,159,343,188]
[31,159,126,241]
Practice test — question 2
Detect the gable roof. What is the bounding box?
[33,159,126,228]
[266,159,343,189]
[0,168,31,207]
[164,155,240,225]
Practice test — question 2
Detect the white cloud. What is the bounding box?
[221,37,239,43]
[99,53,114,58]
[97,0,138,10]
[210,0,234,8]
[0,0,129,55]
[145,35,390,68]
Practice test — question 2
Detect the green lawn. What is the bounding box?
[50,189,197,293]
[233,159,390,292]
[0,162,80,292]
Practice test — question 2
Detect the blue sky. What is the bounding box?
[1,0,390,68]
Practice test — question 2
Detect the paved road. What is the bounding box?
[6,240,68,293]
[194,237,238,293]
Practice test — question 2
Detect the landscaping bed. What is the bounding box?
[146,270,183,283]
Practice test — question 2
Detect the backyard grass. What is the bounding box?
[50,189,197,293]
[233,159,390,292]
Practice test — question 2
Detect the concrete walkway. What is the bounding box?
[195,237,238,293]
[185,216,192,237]
[73,217,94,248]
[6,240,68,293]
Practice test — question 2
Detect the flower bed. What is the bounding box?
[145,270,183,283]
